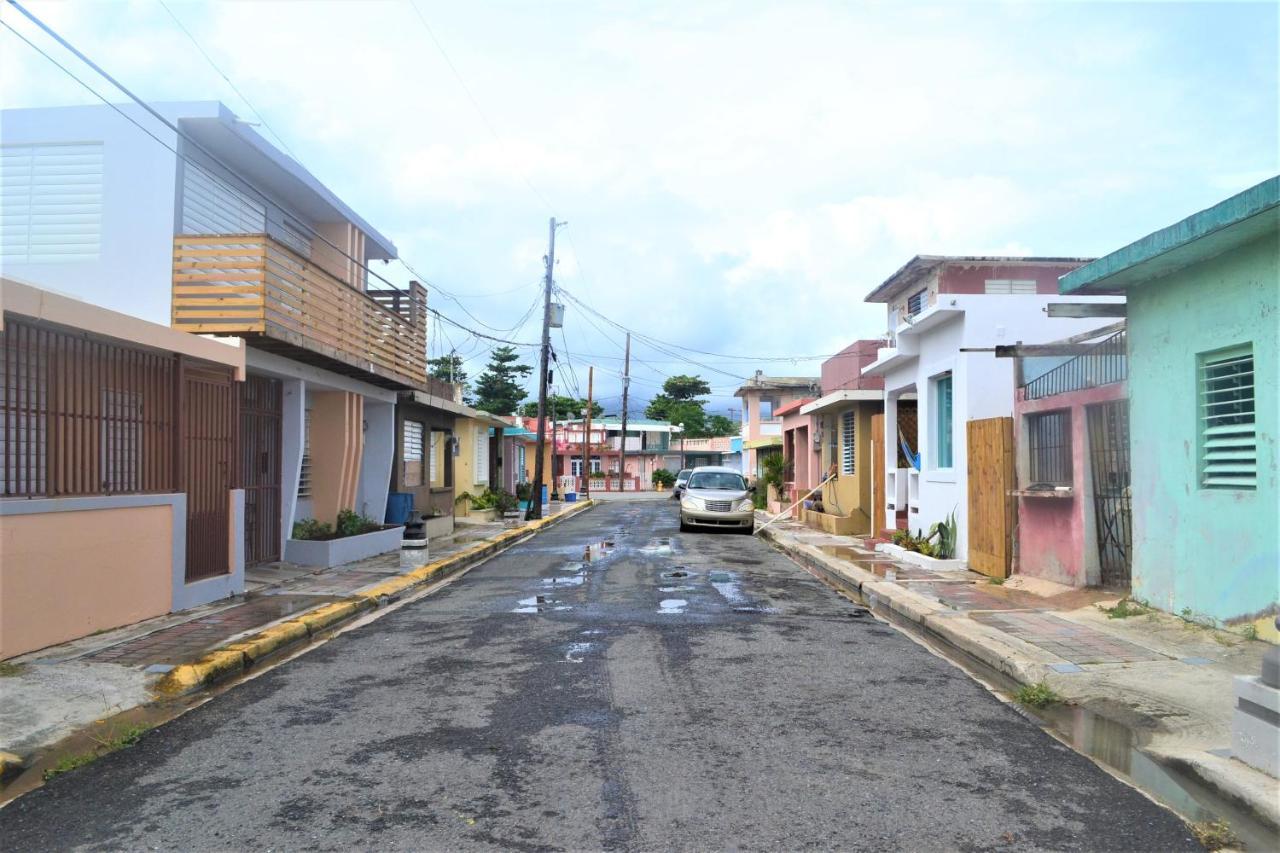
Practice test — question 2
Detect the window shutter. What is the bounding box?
[297,409,313,498]
[0,142,104,263]
[1200,346,1255,489]
[402,420,424,487]
[840,410,856,476]
[429,430,438,484]
[475,426,489,484]
[181,162,266,236]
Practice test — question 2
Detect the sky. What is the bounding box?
[1,0,1276,417]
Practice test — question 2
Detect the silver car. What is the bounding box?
[673,468,693,496]
[678,466,755,534]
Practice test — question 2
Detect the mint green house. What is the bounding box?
[1060,178,1279,628]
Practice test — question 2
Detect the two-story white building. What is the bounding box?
[1,101,429,584]
[860,256,1121,573]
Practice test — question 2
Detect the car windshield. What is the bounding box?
[687,471,747,491]
[677,470,692,479]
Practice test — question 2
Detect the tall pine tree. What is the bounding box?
[472,346,533,416]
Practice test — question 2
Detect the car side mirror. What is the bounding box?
[748,484,757,493]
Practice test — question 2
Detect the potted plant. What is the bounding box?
[285,509,405,568]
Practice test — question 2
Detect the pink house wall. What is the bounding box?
[941,262,1085,296]
[820,339,886,393]
[1014,381,1127,587]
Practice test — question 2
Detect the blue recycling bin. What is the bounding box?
[385,492,414,525]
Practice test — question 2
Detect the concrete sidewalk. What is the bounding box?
[0,502,589,767]
[757,514,1279,837]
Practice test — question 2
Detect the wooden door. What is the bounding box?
[966,416,1014,578]
[870,413,885,536]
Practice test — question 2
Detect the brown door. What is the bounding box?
[870,413,885,536]
[181,363,237,582]
[966,416,1014,578]
[241,375,282,564]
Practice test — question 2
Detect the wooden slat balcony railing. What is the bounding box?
[172,234,428,390]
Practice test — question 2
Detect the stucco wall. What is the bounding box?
[1,504,173,658]
[1127,233,1279,623]
[1014,383,1126,587]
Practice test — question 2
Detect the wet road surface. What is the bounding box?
[0,500,1200,851]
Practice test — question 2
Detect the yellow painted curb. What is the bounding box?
[223,620,309,664]
[156,648,246,694]
[152,500,597,695]
[297,600,365,634]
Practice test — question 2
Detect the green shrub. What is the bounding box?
[651,468,675,487]
[470,488,518,512]
[336,509,381,538]
[291,518,333,540]
[1015,682,1061,709]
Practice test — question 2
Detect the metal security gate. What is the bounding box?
[182,362,237,582]
[240,375,282,564]
[1087,400,1132,588]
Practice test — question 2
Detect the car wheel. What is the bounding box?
[679,517,690,533]
[740,524,755,535]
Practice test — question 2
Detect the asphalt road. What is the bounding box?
[1,500,1201,851]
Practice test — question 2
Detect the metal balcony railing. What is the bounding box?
[1023,330,1127,401]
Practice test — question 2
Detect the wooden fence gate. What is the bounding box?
[870,414,885,536]
[966,416,1014,578]
[181,362,237,582]
[241,375,283,565]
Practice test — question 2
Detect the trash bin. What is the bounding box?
[385,492,414,525]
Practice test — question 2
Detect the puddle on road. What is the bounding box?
[542,573,585,588]
[640,536,673,556]
[817,545,881,561]
[565,642,593,664]
[658,599,688,615]
[583,541,617,562]
[661,568,695,580]
[708,571,747,605]
[659,585,696,593]
[513,595,571,614]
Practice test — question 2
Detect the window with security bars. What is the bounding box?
[1199,345,1255,489]
[403,420,424,487]
[840,410,856,476]
[1028,411,1072,486]
[906,288,928,317]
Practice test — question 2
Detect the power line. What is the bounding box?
[155,0,299,161]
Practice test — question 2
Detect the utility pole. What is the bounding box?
[527,217,558,520]
[618,332,631,490]
[582,366,593,499]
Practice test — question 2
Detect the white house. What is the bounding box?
[1,101,428,580]
[860,255,1121,566]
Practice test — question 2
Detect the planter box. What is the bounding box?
[876,541,967,571]
[422,515,453,539]
[285,525,405,568]
[458,507,500,523]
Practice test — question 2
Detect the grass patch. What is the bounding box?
[1211,632,1238,647]
[1099,599,1148,619]
[42,723,153,782]
[1239,623,1258,641]
[0,661,26,677]
[987,576,1005,586]
[1189,819,1240,851]
[1015,681,1062,709]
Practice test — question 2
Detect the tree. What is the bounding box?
[706,414,737,437]
[472,346,532,416]
[645,374,717,437]
[428,354,471,403]
[520,395,602,421]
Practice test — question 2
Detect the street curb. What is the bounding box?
[156,500,596,696]
[758,524,1280,834]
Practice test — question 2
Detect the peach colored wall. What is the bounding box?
[309,391,364,524]
[1,505,172,659]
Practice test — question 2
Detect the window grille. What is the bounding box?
[1199,345,1255,489]
[840,410,856,476]
[403,420,424,487]
[1028,411,1072,486]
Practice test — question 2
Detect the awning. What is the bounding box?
[742,437,783,450]
[799,389,883,416]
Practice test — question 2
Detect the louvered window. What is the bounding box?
[429,430,438,484]
[906,288,928,317]
[297,408,313,498]
[474,426,489,485]
[840,410,856,476]
[984,279,1038,294]
[180,163,265,236]
[0,142,103,263]
[1199,345,1255,490]
[403,420,424,487]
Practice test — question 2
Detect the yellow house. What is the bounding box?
[452,411,508,516]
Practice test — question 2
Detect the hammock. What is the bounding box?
[898,427,921,471]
